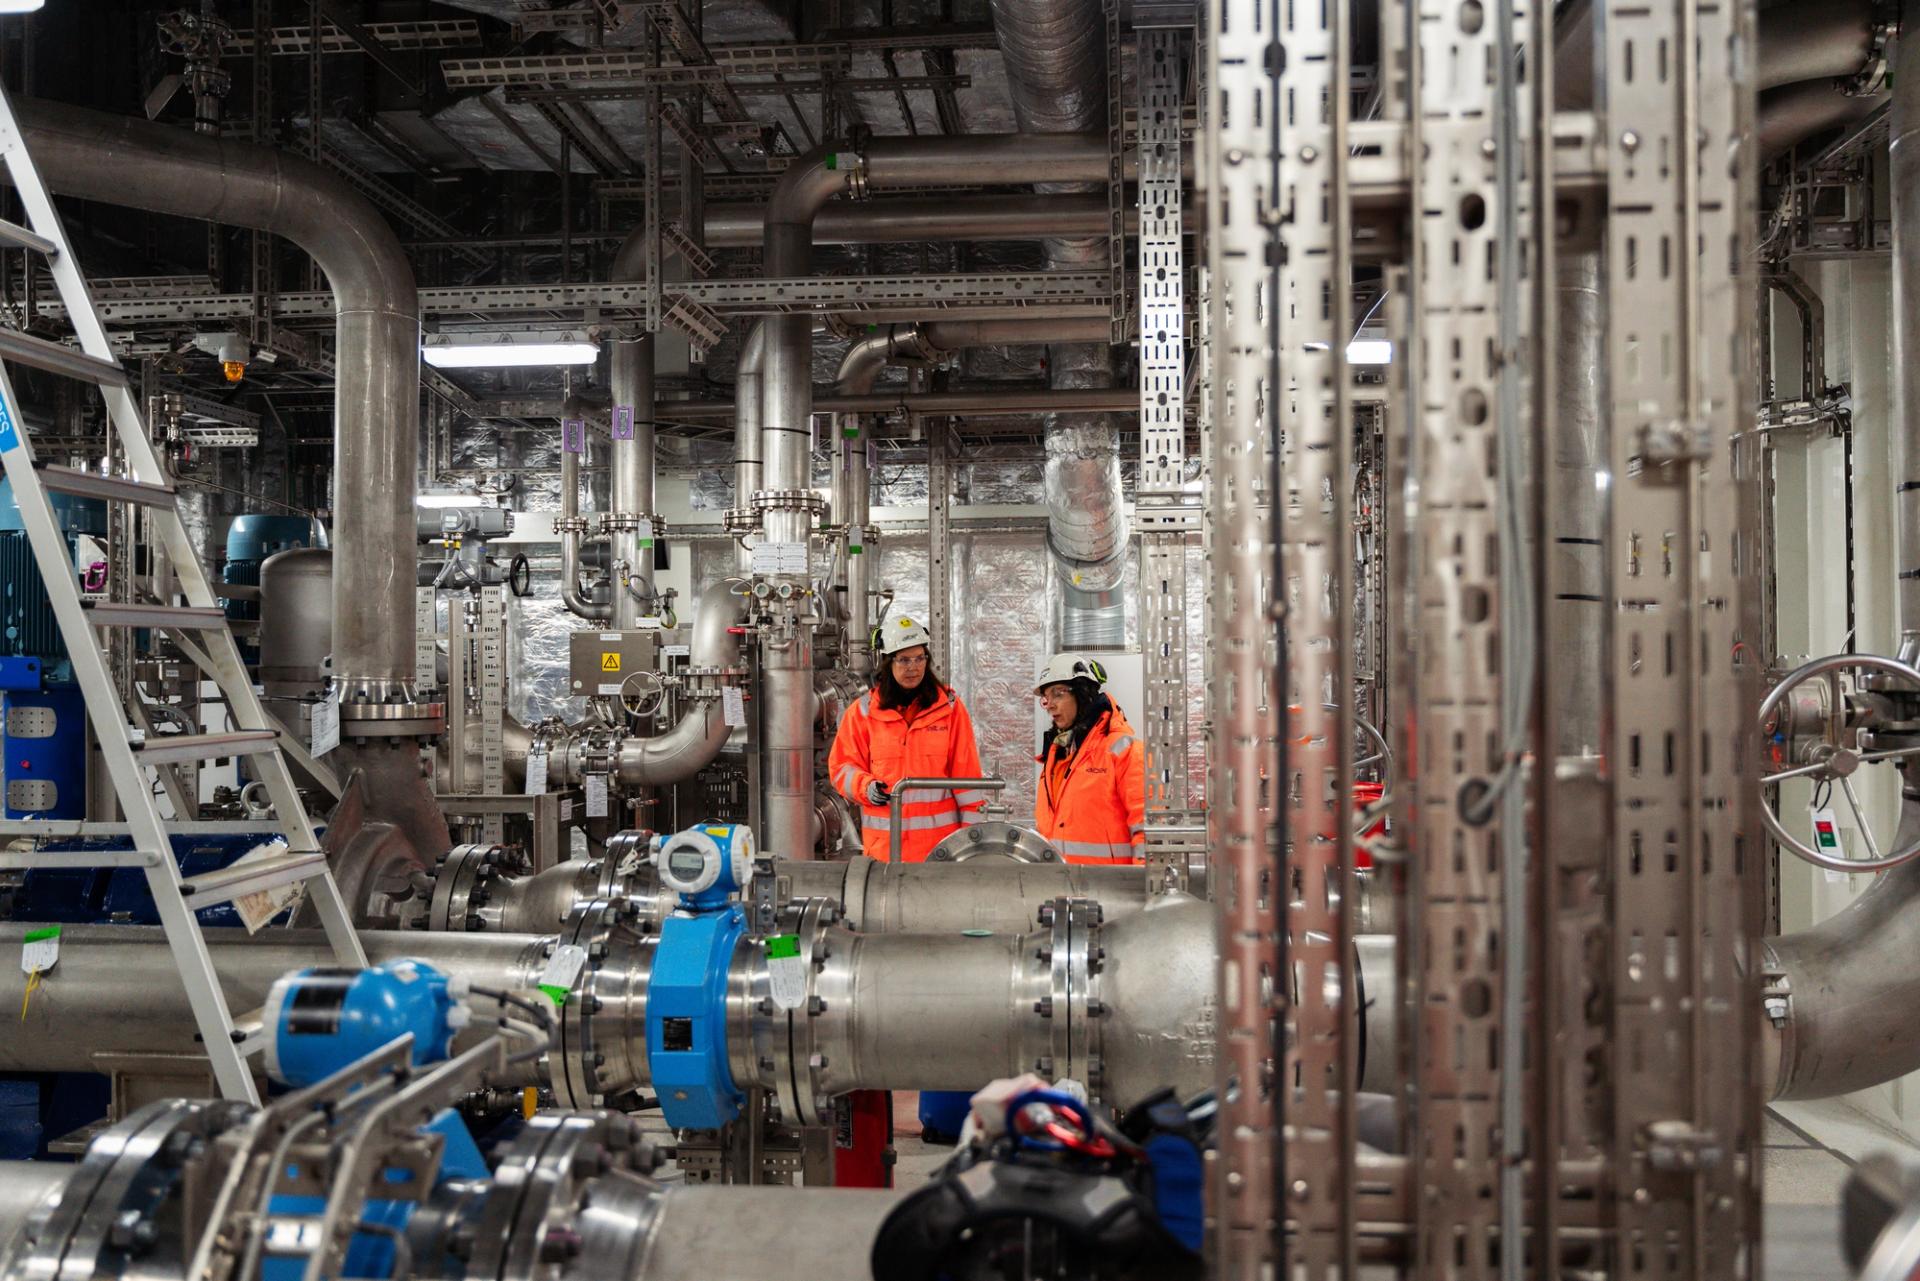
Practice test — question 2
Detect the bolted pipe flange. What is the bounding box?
[467,1111,662,1281]
[553,515,590,536]
[1040,896,1105,1095]
[15,1098,252,1281]
[545,898,650,1111]
[428,841,525,932]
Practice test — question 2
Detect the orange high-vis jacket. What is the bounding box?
[828,684,990,862]
[1034,702,1146,864]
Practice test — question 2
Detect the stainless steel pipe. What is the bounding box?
[608,228,657,625]
[14,100,418,696]
[0,1162,70,1263]
[0,927,548,1076]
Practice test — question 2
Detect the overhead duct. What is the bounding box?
[13,96,445,852]
[989,0,1127,648]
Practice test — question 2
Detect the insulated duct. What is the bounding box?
[989,0,1127,648]
[1763,0,1920,1102]
[13,99,418,700]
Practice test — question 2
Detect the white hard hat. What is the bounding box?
[1033,653,1108,695]
[876,615,933,657]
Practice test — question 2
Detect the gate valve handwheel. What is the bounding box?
[1758,653,1920,873]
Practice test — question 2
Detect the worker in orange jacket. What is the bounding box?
[1033,654,1146,864]
[829,615,990,862]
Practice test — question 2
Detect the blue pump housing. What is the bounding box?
[263,960,467,1088]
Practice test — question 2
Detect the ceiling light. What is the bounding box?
[1345,339,1393,365]
[421,334,599,369]
[0,2,46,12]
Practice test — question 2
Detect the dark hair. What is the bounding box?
[876,656,946,711]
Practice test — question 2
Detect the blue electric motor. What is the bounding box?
[258,962,487,1281]
[222,513,310,625]
[262,960,471,1087]
[0,477,105,820]
[647,822,755,1130]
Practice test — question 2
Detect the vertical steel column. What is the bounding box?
[1272,0,1357,1269]
[1204,1,1284,1274]
[1136,24,1194,822]
[1600,0,1762,1265]
[1104,0,1128,345]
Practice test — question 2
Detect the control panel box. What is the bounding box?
[569,629,662,697]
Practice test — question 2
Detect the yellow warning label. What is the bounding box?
[600,652,621,673]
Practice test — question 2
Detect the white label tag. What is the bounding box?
[636,617,662,630]
[722,685,746,728]
[540,943,589,990]
[597,684,624,696]
[560,799,573,823]
[662,644,690,659]
[525,749,548,796]
[310,687,340,757]
[229,840,303,933]
[750,540,809,576]
[636,518,654,540]
[848,524,864,553]
[585,773,609,819]
[1814,806,1850,882]
[21,927,58,974]
[768,943,807,1010]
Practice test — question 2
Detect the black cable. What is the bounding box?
[472,986,554,1031]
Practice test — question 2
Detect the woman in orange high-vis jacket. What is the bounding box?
[1033,653,1146,864]
[828,615,990,862]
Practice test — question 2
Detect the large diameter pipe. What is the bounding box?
[1758,0,1878,91]
[633,1187,900,1281]
[761,621,820,858]
[0,927,547,1076]
[704,192,1112,247]
[483,850,1153,936]
[813,894,1216,1103]
[15,100,418,694]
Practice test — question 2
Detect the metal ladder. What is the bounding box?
[0,80,366,1105]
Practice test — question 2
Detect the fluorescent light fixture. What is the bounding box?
[0,2,46,12]
[422,339,599,369]
[1303,339,1396,365]
[418,492,479,509]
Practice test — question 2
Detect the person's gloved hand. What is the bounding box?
[866,780,892,806]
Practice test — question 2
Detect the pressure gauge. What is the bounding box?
[654,822,756,905]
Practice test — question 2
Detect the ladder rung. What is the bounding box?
[179,850,324,907]
[85,602,229,630]
[231,1005,270,1053]
[132,729,278,765]
[38,464,177,506]
[0,327,128,388]
[0,218,58,258]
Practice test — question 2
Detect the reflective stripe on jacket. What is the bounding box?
[827,685,988,862]
[1034,703,1146,865]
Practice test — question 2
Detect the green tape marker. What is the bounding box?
[766,934,801,960]
[539,983,570,1008]
[23,926,59,944]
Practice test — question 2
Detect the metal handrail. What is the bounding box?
[887,776,1007,863]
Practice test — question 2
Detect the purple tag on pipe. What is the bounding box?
[612,405,634,440]
[563,419,586,454]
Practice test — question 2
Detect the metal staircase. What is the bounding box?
[0,80,365,1105]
